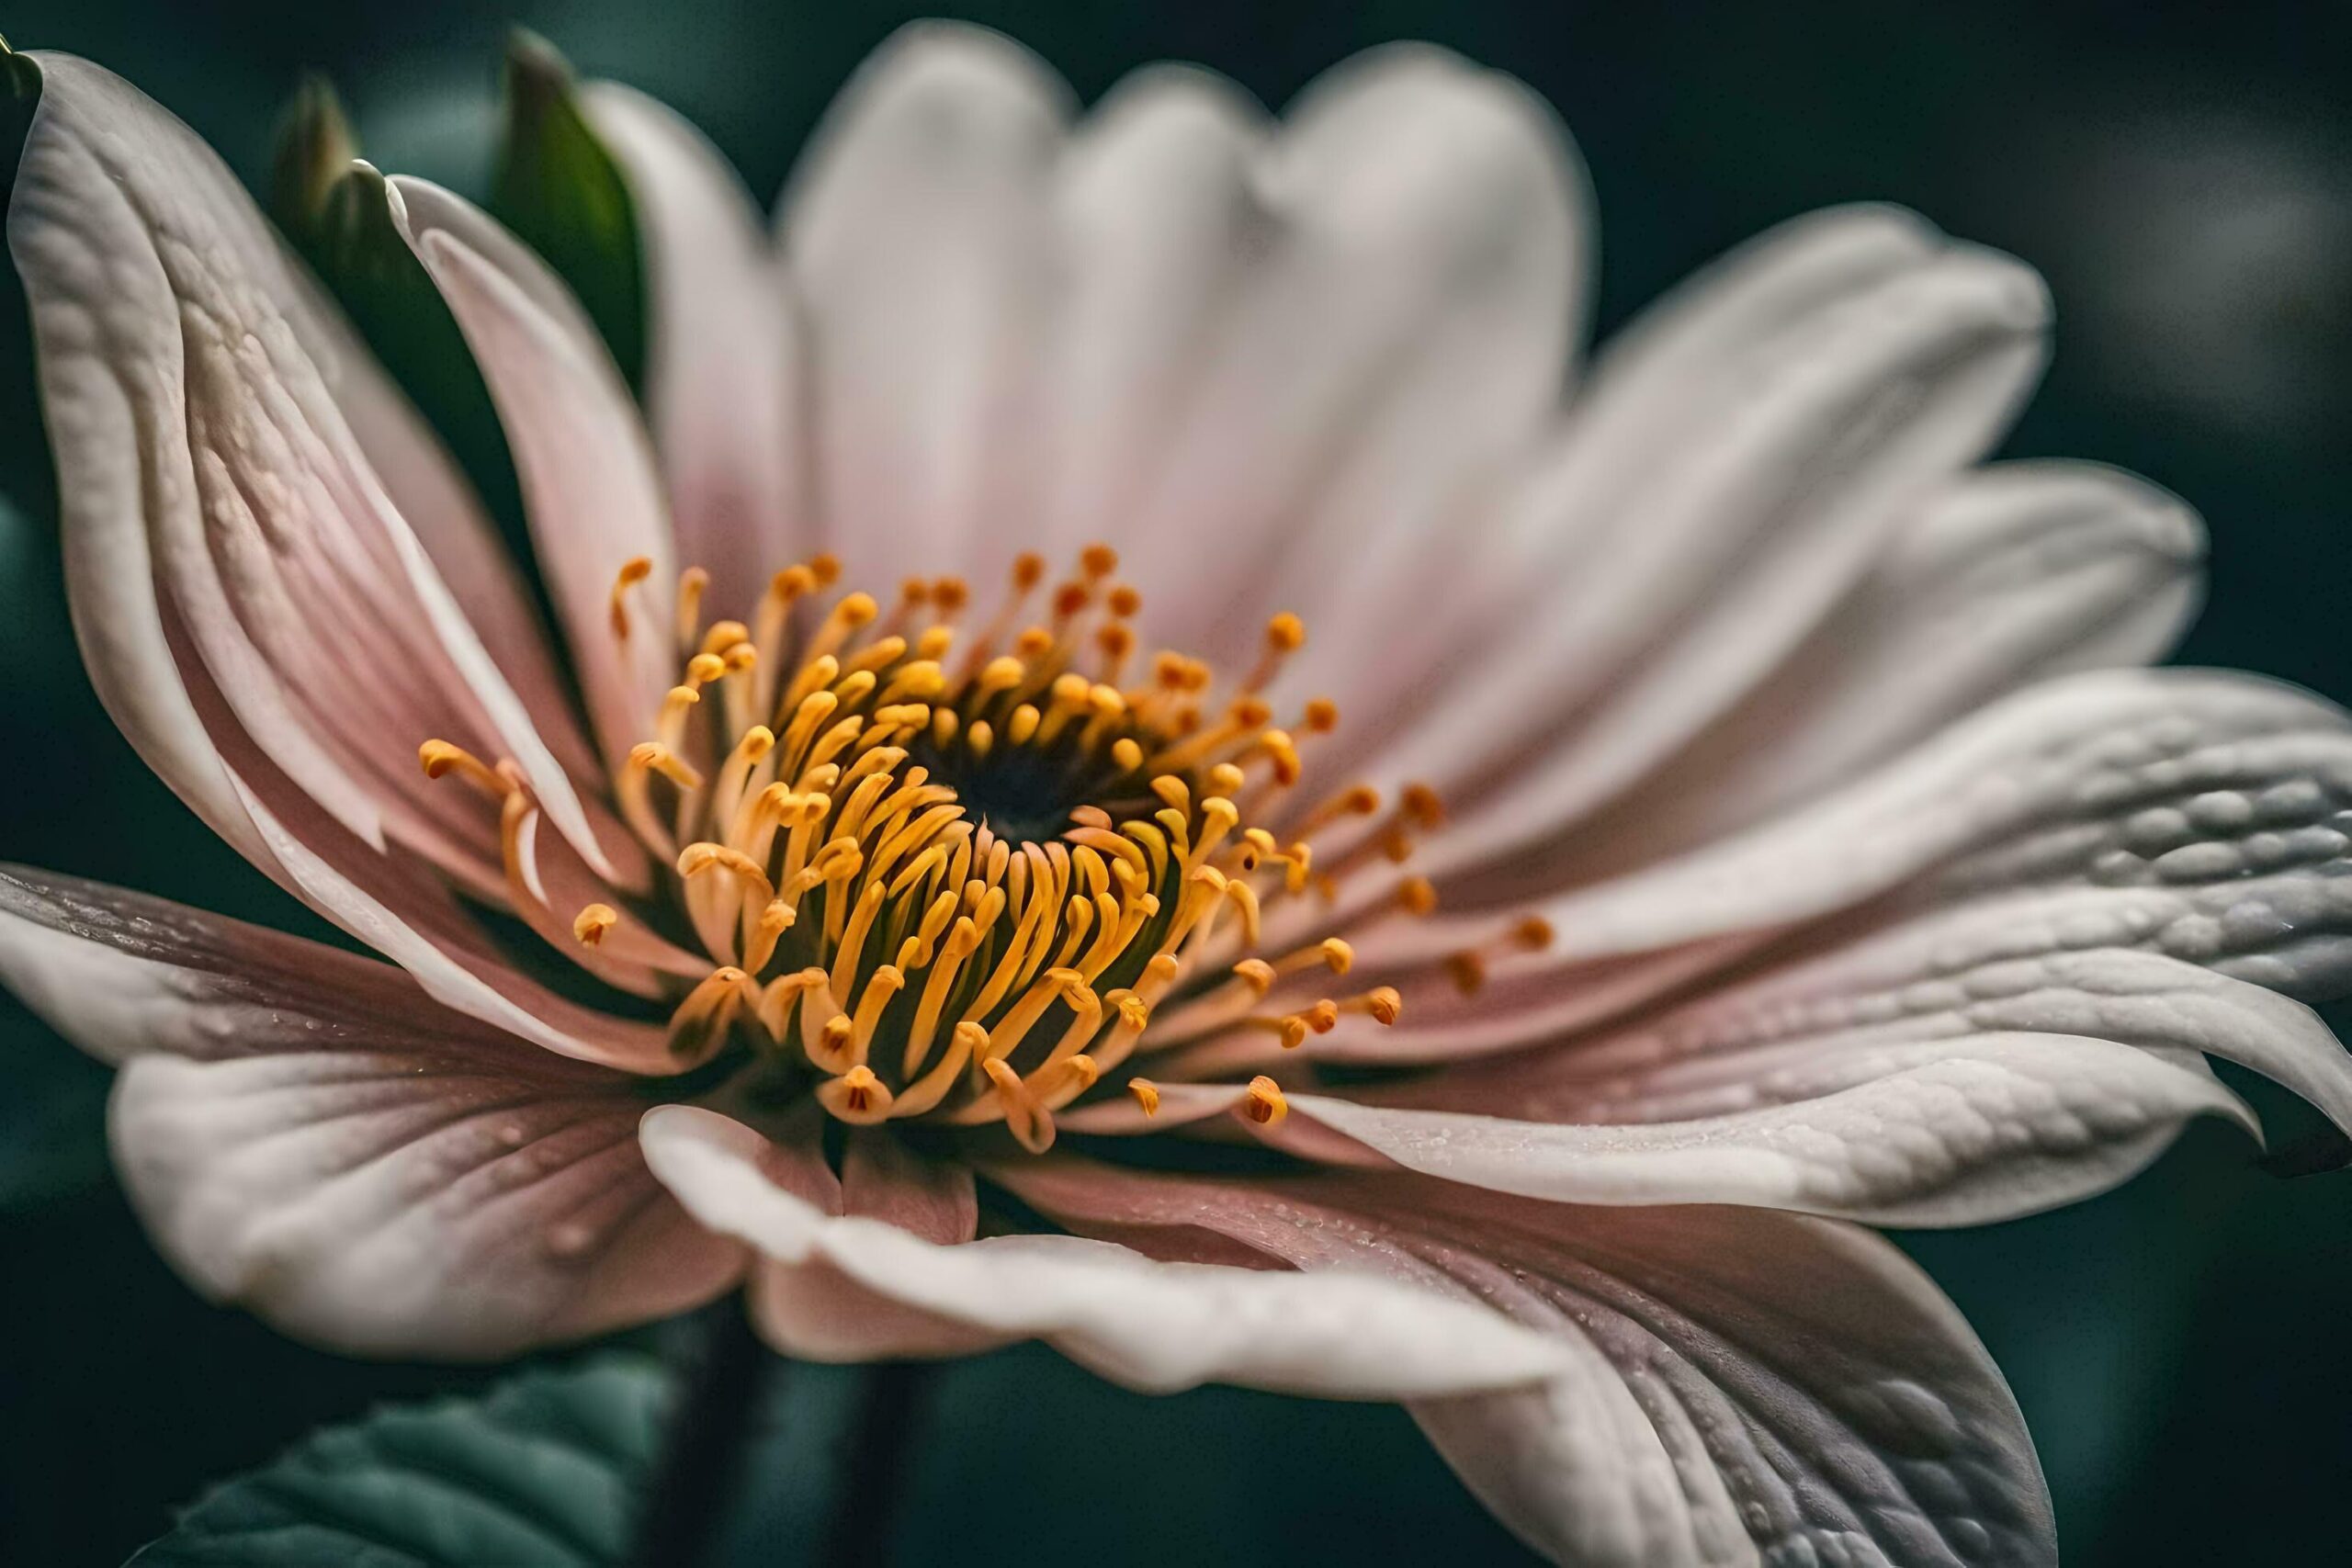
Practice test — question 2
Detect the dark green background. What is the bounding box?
[2,1,2349,1562]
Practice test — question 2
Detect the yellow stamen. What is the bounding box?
[1240,1076,1289,1126]
[417,739,511,797]
[1242,611,1305,694]
[432,544,1431,1147]
[675,567,710,652]
[818,1065,895,1124]
[609,556,653,639]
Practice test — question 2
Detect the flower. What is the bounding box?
[5,23,2352,1565]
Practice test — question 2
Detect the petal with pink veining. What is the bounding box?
[0,867,741,1357]
[7,53,627,893]
[1004,1161,2055,1568]
[387,175,678,775]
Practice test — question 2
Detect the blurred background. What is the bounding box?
[2,0,2348,1562]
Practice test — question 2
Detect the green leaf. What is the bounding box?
[127,1355,674,1567]
[492,30,646,392]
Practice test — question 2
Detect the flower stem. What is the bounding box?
[628,1294,774,1568]
[821,1360,938,1568]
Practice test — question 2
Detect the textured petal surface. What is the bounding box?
[7,54,618,891]
[1352,668,2352,1057]
[638,1105,1567,1396]
[585,82,806,611]
[1273,1033,2251,1227]
[1536,670,2352,962]
[1006,1162,2053,1568]
[0,868,739,1357]
[1381,898,2352,1139]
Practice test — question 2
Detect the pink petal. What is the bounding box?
[784,25,1591,646]
[1031,65,1267,570]
[1056,1081,1250,1134]
[1380,898,2352,1139]
[1114,44,1589,669]
[1497,670,2352,957]
[9,55,628,895]
[386,175,678,775]
[785,23,1068,581]
[0,867,739,1357]
[1351,227,2052,888]
[583,83,808,609]
[639,1105,1568,1394]
[841,1129,978,1245]
[1293,204,1951,799]
[1267,1033,2252,1226]
[1006,1161,2055,1567]
[219,770,685,1074]
[1519,458,2206,887]
[1333,667,2352,1064]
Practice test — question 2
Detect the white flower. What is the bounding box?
[6,25,2351,1566]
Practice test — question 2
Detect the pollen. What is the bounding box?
[419,544,1518,1147]
[1241,1076,1289,1127]
[572,904,618,947]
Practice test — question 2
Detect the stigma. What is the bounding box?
[420,545,1536,1153]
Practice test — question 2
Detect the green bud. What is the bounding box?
[268,73,357,236]
[492,28,645,390]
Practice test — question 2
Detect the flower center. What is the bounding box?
[422,545,1501,1154]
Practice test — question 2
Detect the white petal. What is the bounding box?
[7,54,620,890]
[786,28,1589,642]
[1275,1033,2251,1226]
[1525,670,2352,960]
[1366,238,2052,888]
[1302,205,1945,788]
[583,83,807,610]
[639,1105,1568,1396]
[1334,670,2352,1080]
[1117,45,1590,665]
[1005,1162,2054,1568]
[785,22,1069,581]
[387,175,677,774]
[1549,459,2205,885]
[1385,897,2352,1138]
[0,867,737,1356]
[1034,64,1268,566]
